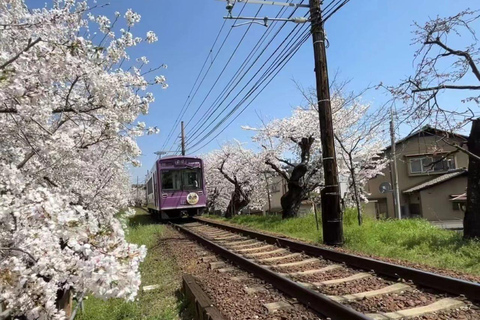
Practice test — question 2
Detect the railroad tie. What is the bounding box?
[257,253,302,263]
[237,245,273,253]
[286,264,343,277]
[367,298,466,320]
[274,258,319,268]
[247,248,287,257]
[328,283,412,303]
[263,301,294,314]
[317,272,372,286]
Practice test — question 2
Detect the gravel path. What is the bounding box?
[162,226,324,320]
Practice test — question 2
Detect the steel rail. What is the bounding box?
[172,222,372,320]
[194,217,480,301]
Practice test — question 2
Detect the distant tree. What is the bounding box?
[204,142,267,217]
[0,1,164,318]
[384,9,480,239]
[244,107,324,219]
[329,87,389,225]
[246,85,387,220]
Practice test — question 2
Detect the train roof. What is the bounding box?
[158,155,201,161]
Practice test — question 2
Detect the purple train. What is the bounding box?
[146,156,207,220]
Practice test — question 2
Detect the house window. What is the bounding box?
[408,155,455,175]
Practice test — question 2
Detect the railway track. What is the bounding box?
[172,218,480,320]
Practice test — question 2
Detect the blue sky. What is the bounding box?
[28,0,478,182]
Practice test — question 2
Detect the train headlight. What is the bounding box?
[186,192,199,205]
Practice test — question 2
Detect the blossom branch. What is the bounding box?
[0,37,41,70]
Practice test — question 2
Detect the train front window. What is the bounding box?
[161,170,182,191]
[161,168,202,191]
[183,169,202,190]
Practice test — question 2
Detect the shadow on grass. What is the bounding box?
[128,213,155,227]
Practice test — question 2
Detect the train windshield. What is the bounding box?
[161,168,203,191]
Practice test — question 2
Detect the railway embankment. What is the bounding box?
[201,211,480,282]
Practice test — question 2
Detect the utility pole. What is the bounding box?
[390,108,402,219]
[181,121,186,156]
[220,0,346,246]
[309,0,343,245]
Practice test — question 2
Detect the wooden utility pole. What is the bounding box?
[309,0,343,245]
[181,121,186,156]
[390,108,402,219]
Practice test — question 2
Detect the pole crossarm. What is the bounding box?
[224,16,309,23]
[220,0,310,8]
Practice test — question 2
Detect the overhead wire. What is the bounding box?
[185,1,300,141]
[161,3,248,152]
[190,28,312,154]
[186,12,310,148]
[187,0,351,153]
[188,24,309,153]
[160,20,227,152]
[185,1,293,131]
[168,2,261,154]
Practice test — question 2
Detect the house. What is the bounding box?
[366,126,469,225]
[262,173,315,215]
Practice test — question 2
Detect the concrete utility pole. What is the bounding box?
[309,0,343,245]
[181,121,186,156]
[220,0,346,245]
[390,108,402,219]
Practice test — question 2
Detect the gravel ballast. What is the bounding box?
[162,225,324,320]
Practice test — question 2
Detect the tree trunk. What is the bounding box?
[225,185,249,218]
[464,119,480,239]
[349,164,362,226]
[56,288,72,318]
[281,163,308,219]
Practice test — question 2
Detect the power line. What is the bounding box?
[187,0,351,153]
[323,0,350,22]
[167,2,259,153]
[161,3,248,151]
[189,23,311,152]
[190,29,311,154]
[186,15,309,148]
[185,1,300,139]
[160,20,227,152]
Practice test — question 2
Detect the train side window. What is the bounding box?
[147,178,153,194]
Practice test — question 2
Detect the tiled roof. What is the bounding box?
[403,170,467,193]
[384,126,468,151]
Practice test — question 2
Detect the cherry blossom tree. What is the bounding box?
[0,1,165,318]
[244,108,324,219]
[204,142,267,218]
[332,96,388,225]
[383,9,480,239]
[246,87,387,220]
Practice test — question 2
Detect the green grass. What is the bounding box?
[76,209,187,320]
[206,209,480,276]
